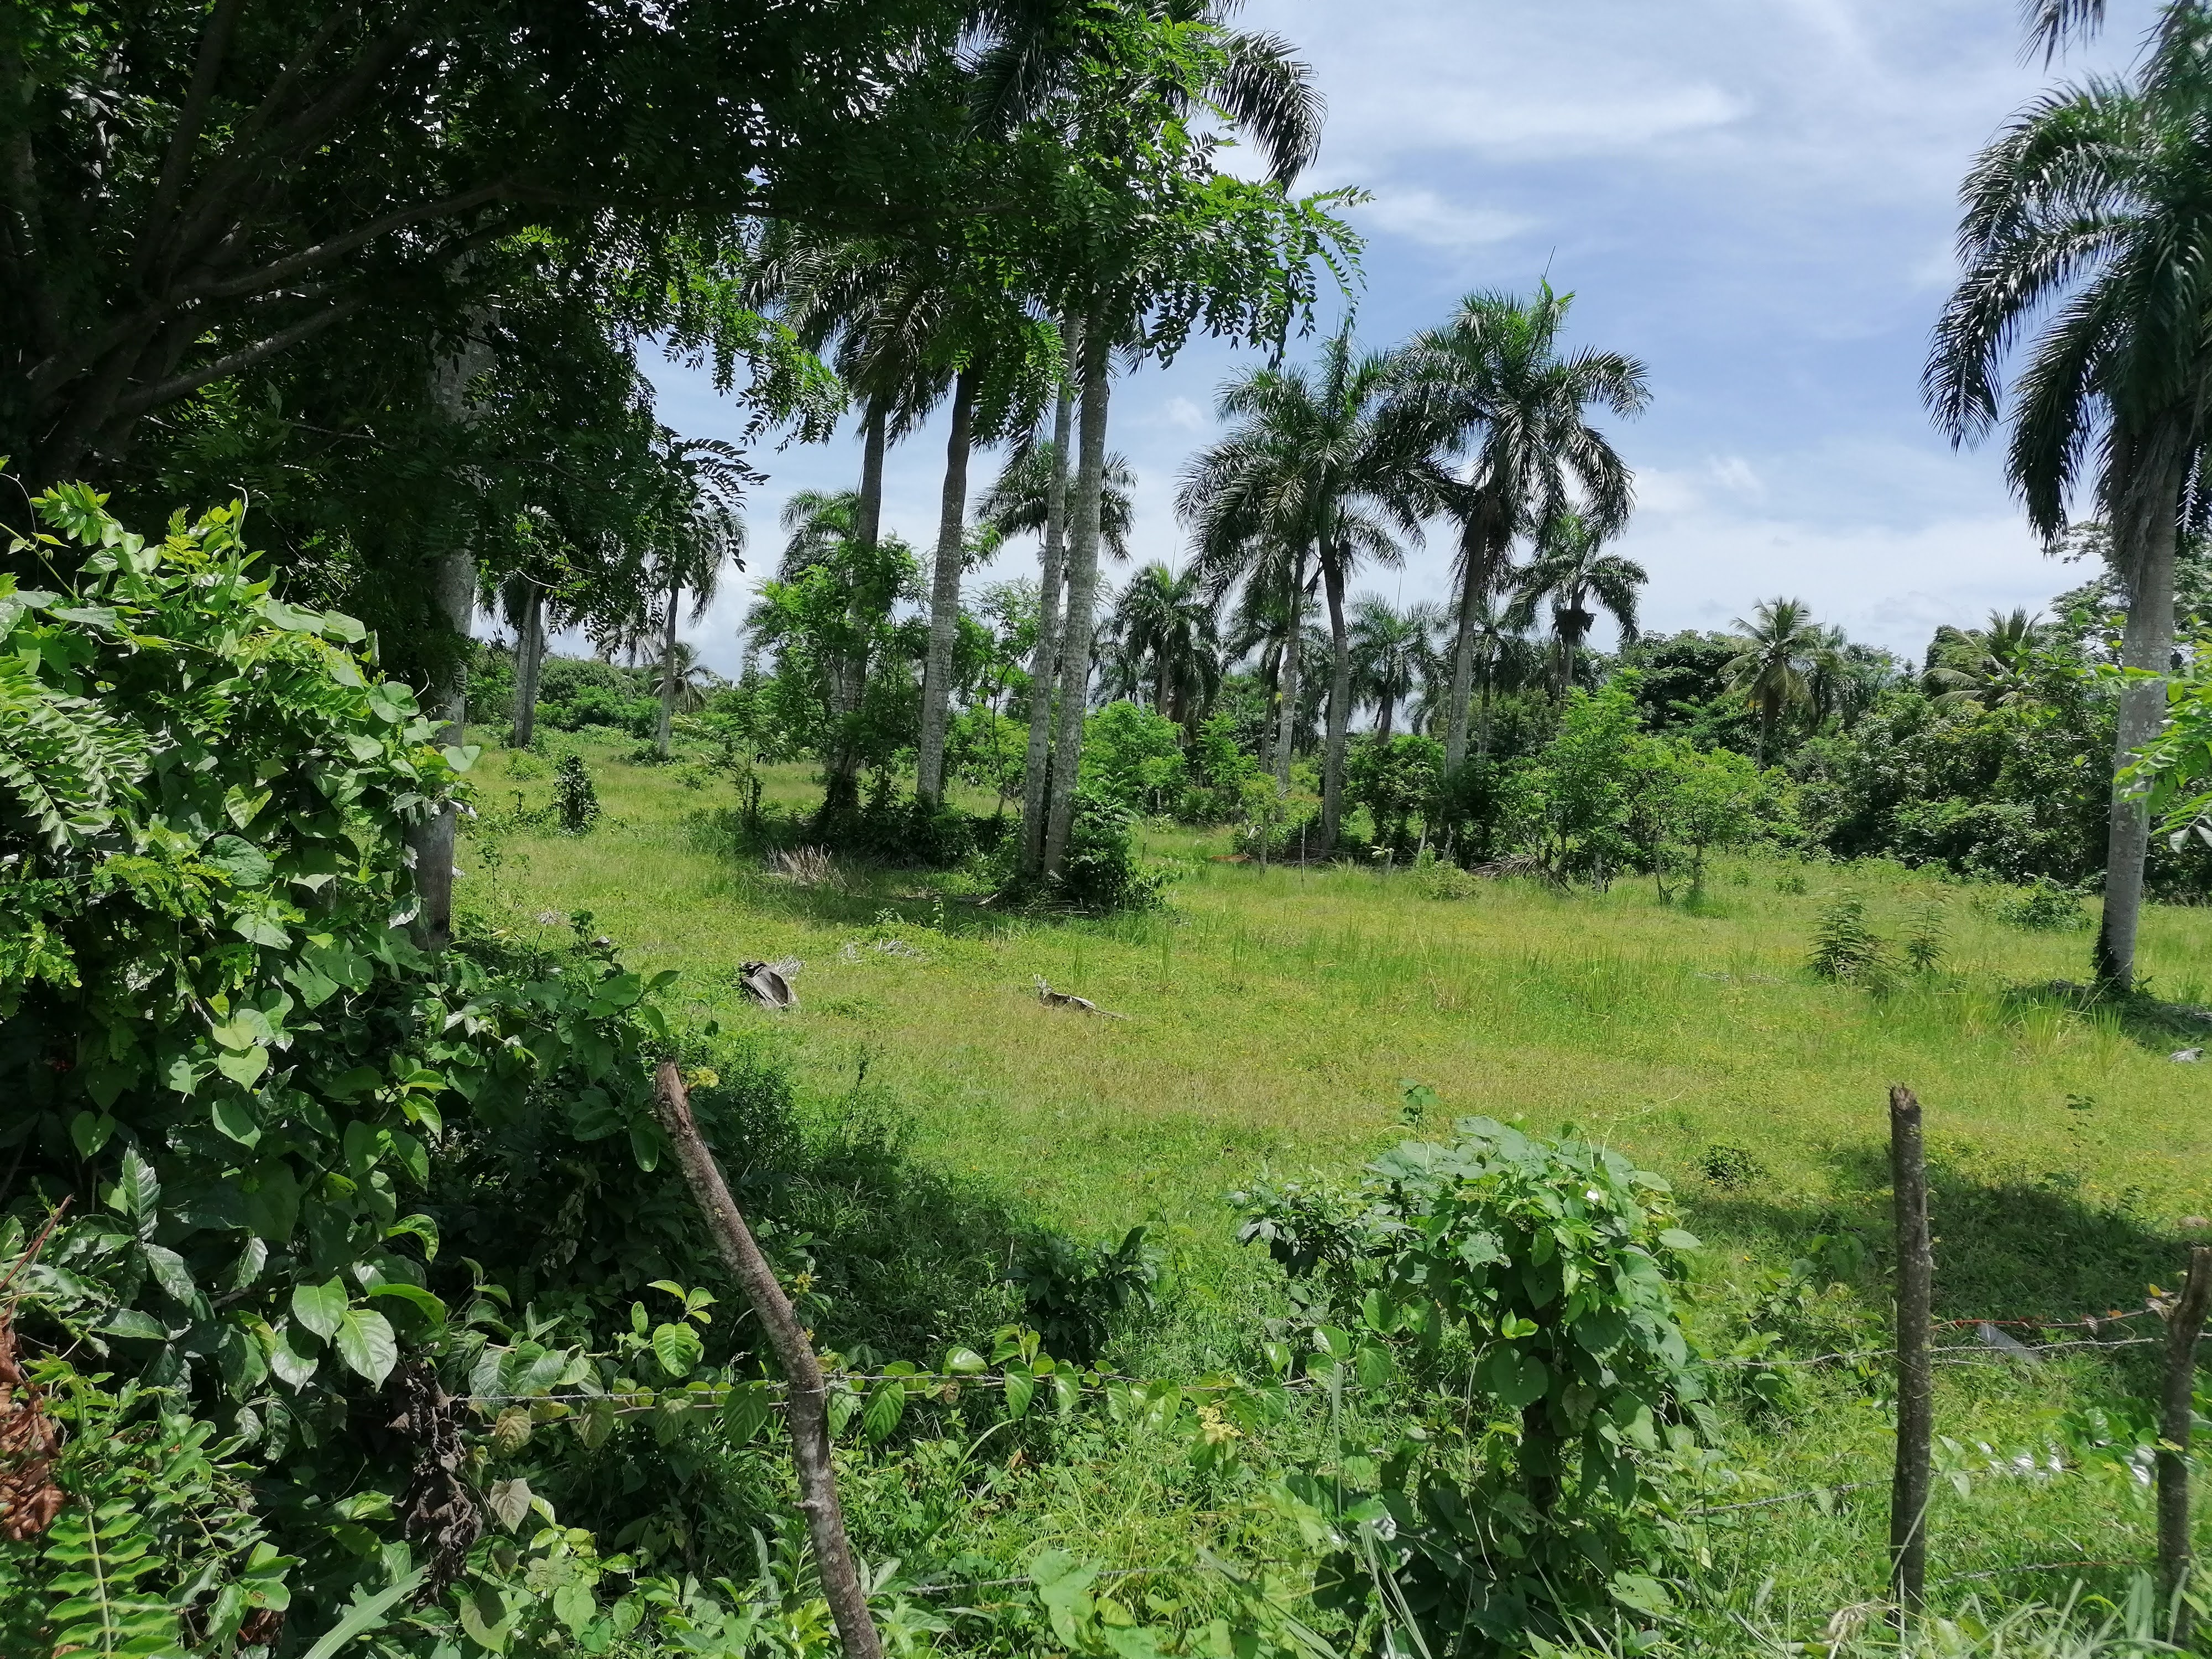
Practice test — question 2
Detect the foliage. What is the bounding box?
[1081,701,1190,817]
[1808,892,1889,984]
[1694,1144,1766,1189]
[1344,734,1443,852]
[554,755,603,834]
[1992,877,2091,932]
[1050,794,1173,912]
[1237,1119,1712,1653]
[1181,713,1262,825]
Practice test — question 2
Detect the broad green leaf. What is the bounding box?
[210,1096,262,1146]
[721,1383,771,1445]
[215,1045,270,1086]
[267,1321,320,1389]
[366,1281,447,1324]
[487,1479,533,1532]
[140,1242,196,1305]
[1657,1228,1703,1251]
[1001,1368,1035,1420]
[334,1307,398,1384]
[69,1111,115,1158]
[292,1277,348,1341]
[111,1146,159,1220]
[862,1380,906,1442]
[96,1309,171,1342]
[649,1322,703,1379]
[945,1347,988,1375]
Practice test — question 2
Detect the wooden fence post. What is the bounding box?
[652,1062,885,1659]
[1889,1084,1933,1620]
[2158,1245,2212,1643]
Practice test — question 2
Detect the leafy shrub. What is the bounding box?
[504,749,550,780]
[1905,895,1949,969]
[1995,875,2091,931]
[1079,700,1187,815]
[1346,733,1443,851]
[1013,1226,1164,1360]
[1697,1142,1767,1188]
[1808,892,1888,983]
[1413,849,1483,900]
[554,753,601,832]
[1051,794,1171,912]
[1237,1119,1713,1653]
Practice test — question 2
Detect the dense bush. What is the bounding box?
[1079,698,1187,815]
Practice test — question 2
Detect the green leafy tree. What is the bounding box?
[1507,509,1646,694]
[1348,594,1443,741]
[1723,597,1835,763]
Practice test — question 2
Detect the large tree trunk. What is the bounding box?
[510,584,545,747]
[916,367,978,807]
[1320,550,1352,849]
[2095,430,2187,989]
[1376,690,1395,744]
[405,330,491,951]
[1042,311,1113,878]
[1274,573,1302,794]
[655,578,682,757]
[1443,513,1486,775]
[1019,340,1078,878]
[823,402,890,816]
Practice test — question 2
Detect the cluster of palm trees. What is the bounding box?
[1152,285,1648,846]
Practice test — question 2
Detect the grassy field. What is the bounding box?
[460,730,2212,1640]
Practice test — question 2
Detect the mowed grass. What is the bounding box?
[463,732,2212,1629]
[466,734,2212,1268]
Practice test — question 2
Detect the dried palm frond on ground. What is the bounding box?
[767,846,842,888]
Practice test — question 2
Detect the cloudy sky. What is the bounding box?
[628,0,2139,675]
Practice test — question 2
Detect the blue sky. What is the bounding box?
[632,0,2137,676]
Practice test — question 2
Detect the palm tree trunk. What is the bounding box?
[1274,573,1302,793]
[1376,691,1394,744]
[1043,310,1114,877]
[1019,330,1078,878]
[511,584,545,747]
[1320,550,1352,849]
[1443,513,1486,774]
[916,366,978,806]
[656,578,682,758]
[1477,648,1496,757]
[2095,434,2187,989]
[824,401,891,811]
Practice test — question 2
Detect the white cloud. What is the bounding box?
[1706,455,1764,498]
[1357,188,1535,253]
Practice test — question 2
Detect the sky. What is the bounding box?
[617,0,2141,676]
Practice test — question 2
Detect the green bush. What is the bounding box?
[1808,891,1888,983]
[1237,1119,1713,1653]
[1079,699,1187,815]
[1994,874,2091,931]
[554,752,601,832]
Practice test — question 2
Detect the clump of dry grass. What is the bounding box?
[768,844,842,889]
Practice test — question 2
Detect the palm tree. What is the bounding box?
[650,438,750,757]
[1926,9,2212,985]
[1178,325,1431,846]
[1348,596,1441,741]
[1923,609,2046,712]
[653,641,724,717]
[1505,512,1646,694]
[978,437,1138,559]
[1108,562,1222,727]
[1723,598,1834,763]
[1395,286,1648,771]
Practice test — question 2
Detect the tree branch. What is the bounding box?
[650,1063,885,1659]
[135,0,246,283]
[108,297,367,422]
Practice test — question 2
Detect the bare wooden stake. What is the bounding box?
[2158,1245,2212,1642]
[1888,1084,1933,1621]
[652,1062,884,1659]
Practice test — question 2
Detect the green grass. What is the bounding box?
[461,731,2212,1644]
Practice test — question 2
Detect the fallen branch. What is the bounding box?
[651,1062,883,1659]
[1035,978,1129,1019]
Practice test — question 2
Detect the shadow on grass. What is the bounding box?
[1687,1153,2200,1328]
[1998,977,2212,1055]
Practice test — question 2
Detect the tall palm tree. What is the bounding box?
[653,641,724,717]
[1348,596,1441,741]
[1926,8,2212,985]
[650,438,750,757]
[1923,609,2047,712]
[1506,512,1646,695]
[1179,325,1430,846]
[1723,598,1834,763]
[1109,562,1222,727]
[1223,555,1314,778]
[1395,286,1649,772]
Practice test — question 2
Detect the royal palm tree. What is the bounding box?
[1723,598,1835,763]
[1505,512,1646,695]
[1180,325,1430,845]
[1348,596,1441,741]
[1926,8,2212,985]
[1109,562,1222,727]
[1396,286,1649,774]
[650,437,750,757]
